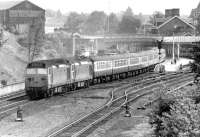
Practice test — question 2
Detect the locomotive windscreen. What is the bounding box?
[27,62,46,68]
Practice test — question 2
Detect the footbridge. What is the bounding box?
[76,34,200,58]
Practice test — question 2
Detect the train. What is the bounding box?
[25,48,166,99]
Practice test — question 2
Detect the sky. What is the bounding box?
[3,0,200,15]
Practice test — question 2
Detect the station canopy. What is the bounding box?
[163,36,200,43]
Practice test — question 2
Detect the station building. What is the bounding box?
[0,0,45,35]
[158,16,195,36]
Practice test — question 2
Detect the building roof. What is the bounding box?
[0,0,44,11]
[158,16,195,30]
[0,0,23,10]
[197,1,200,9]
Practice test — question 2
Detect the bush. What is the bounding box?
[149,89,200,137]
[148,97,175,137]
[1,80,7,86]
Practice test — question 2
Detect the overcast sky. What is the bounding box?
[3,0,200,15]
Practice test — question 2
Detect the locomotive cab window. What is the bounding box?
[26,69,37,74]
[26,68,47,74]
[37,69,47,74]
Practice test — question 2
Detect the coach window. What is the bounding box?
[26,68,37,74]
[37,69,47,74]
[119,60,121,66]
[97,62,100,69]
[130,58,138,64]
[142,57,147,62]
[149,55,153,60]
[154,55,158,59]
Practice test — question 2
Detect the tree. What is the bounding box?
[124,7,134,17]
[83,11,106,34]
[148,88,200,137]
[196,15,200,35]
[45,9,57,17]
[118,7,141,34]
[118,15,141,34]
[149,11,165,25]
[28,18,44,62]
[56,9,62,18]
[64,12,86,33]
[105,13,119,34]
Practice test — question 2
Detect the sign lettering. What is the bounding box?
[9,10,42,17]
[28,62,45,68]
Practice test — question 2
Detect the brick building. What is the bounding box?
[190,2,200,25]
[0,0,45,35]
[158,16,195,36]
[165,9,180,18]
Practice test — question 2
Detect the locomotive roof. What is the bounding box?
[27,57,92,68]
[27,58,70,68]
[90,48,159,61]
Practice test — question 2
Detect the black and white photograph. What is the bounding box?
[0,0,200,136]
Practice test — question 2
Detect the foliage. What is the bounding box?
[196,15,200,35]
[190,42,200,75]
[118,16,141,33]
[64,12,86,33]
[118,7,141,33]
[1,79,7,86]
[46,9,63,17]
[124,7,134,17]
[56,10,62,18]
[149,11,165,25]
[28,18,44,62]
[119,7,141,33]
[148,88,200,137]
[83,11,106,34]
[105,13,119,34]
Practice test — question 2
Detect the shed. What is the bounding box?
[0,0,45,35]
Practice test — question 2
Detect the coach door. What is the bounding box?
[71,64,75,81]
[47,67,53,88]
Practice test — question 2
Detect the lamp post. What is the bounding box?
[172,32,175,63]
[172,25,177,64]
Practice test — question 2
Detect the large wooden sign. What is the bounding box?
[9,10,42,17]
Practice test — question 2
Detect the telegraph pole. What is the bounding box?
[72,33,80,56]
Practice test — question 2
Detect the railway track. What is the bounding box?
[0,71,192,120]
[45,72,193,137]
[0,72,172,119]
[71,75,194,137]
[0,96,30,119]
[0,90,26,103]
[110,72,193,100]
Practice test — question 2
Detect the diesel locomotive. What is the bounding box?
[25,48,166,99]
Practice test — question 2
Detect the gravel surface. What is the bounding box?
[0,88,111,137]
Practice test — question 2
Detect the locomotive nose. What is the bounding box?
[26,76,47,87]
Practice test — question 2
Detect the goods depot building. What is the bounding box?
[0,0,45,35]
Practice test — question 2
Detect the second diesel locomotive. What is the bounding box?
[25,48,166,99]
